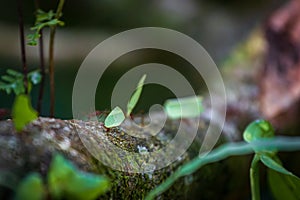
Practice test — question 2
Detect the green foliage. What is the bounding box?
[243,119,300,200]
[15,173,45,200]
[104,74,146,128]
[164,96,203,119]
[104,106,125,128]
[14,154,110,200]
[268,169,300,200]
[146,121,300,200]
[0,69,41,95]
[12,94,38,132]
[48,154,110,200]
[27,9,65,46]
[126,74,146,117]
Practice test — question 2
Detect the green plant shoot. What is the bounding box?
[104,106,125,128]
[164,96,203,119]
[0,69,41,95]
[243,119,300,200]
[126,74,147,117]
[27,9,65,46]
[12,94,38,132]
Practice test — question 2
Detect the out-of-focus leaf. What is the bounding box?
[15,173,45,200]
[0,69,40,95]
[65,172,110,200]
[48,154,76,199]
[268,169,300,200]
[48,154,110,200]
[164,96,203,119]
[12,94,38,131]
[104,106,125,128]
[126,74,146,117]
[7,69,23,78]
[260,155,292,176]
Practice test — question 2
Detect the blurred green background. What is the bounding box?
[0,0,283,119]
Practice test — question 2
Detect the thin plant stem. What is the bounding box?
[34,0,45,114]
[250,154,261,200]
[49,0,65,117]
[145,137,300,200]
[17,0,28,94]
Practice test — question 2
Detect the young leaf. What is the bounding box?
[126,74,147,117]
[164,96,203,119]
[48,154,110,200]
[268,169,300,200]
[104,106,125,128]
[15,173,45,200]
[243,119,275,143]
[12,94,38,131]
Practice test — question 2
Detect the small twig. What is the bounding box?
[34,0,45,114]
[17,0,28,94]
[49,0,65,117]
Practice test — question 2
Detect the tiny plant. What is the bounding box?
[104,74,147,128]
[104,74,204,128]
[27,0,65,117]
[243,120,300,200]
[145,120,300,200]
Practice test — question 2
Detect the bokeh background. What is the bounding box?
[0,0,284,119]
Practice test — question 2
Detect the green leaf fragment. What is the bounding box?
[126,74,147,116]
[164,96,203,119]
[268,169,300,200]
[48,154,110,200]
[15,173,45,200]
[104,106,125,128]
[12,94,38,131]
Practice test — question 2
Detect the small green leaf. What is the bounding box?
[104,106,125,128]
[164,96,203,119]
[12,94,38,131]
[268,169,300,200]
[15,173,45,200]
[260,155,293,176]
[48,154,110,200]
[126,74,146,117]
